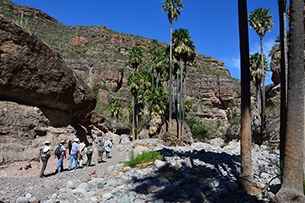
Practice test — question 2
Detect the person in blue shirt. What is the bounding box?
[68,138,80,170]
[97,138,105,163]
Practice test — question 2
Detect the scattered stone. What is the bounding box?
[0,138,280,202]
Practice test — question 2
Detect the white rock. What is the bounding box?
[154,159,167,168]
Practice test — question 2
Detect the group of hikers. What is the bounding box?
[38,137,113,178]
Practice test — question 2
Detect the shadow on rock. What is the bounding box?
[130,148,265,203]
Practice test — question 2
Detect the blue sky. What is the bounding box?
[12,0,280,85]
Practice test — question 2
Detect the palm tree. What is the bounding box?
[148,40,161,88]
[162,0,184,132]
[152,50,169,88]
[249,52,268,144]
[128,47,143,72]
[238,0,257,194]
[145,87,168,137]
[249,53,268,88]
[275,0,305,201]
[127,72,141,141]
[249,8,274,139]
[173,28,196,141]
[128,47,144,140]
[147,40,161,58]
[109,100,121,133]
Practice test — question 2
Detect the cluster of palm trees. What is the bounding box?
[126,0,195,142]
[239,0,305,201]
[122,0,305,200]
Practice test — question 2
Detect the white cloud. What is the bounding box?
[224,56,240,70]
[250,37,276,62]
[222,37,276,82]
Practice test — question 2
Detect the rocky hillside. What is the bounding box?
[1,0,277,165]
[0,0,240,121]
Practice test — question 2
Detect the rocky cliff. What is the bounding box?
[0,14,97,164]
[0,15,96,126]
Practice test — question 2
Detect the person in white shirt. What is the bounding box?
[38,140,51,178]
[104,138,113,159]
[79,140,86,168]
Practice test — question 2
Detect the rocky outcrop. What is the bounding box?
[270,55,281,85]
[69,35,89,46]
[0,16,96,126]
[185,75,240,126]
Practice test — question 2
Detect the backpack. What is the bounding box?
[55,144,62,156]
[86,146,92,155]
[40,146,51,158]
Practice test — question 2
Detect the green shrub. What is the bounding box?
[92,84,101,97]
[220,143,229,148]
[95,101,108,116]
[124,150,164,168]
[186,116,209,141]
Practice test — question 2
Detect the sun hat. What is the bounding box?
[60,140,65,144]
[44,140,51,145]
[74,138,80,142]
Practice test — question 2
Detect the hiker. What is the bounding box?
[54,140,66,173]
[85,142,94,166]
[79,140,86,168]
[68,138,80,170]
[104,138,113,158]
[38,140,51,178]
[97,138,105,163]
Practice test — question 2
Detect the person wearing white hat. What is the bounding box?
[68,138,80,170]
[38,140,51,178]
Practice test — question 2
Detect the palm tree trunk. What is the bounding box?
[181,62,186,142]
[276,0,305,200]
[135,97,138,140]
[178,59,183,141]
[238,0,255,194]
[132,97,136,141]
[278,0,288,180]
[255,84,262,136]
[168,23,173,132]
[260,36,266,139]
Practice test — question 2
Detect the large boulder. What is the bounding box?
[0,16,96,126]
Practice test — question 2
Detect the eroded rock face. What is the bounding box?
[0,101,50,165]
[69,35,89,46]
[186,75,239,109]
[0,16,96,125]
